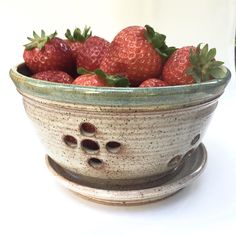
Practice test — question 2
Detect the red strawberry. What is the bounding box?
[162,44,227,85]
[73,68,130,87]
[23,30,74,74]
[76,36,110,71]
[65,26,92,59]
[73,74,106,87]
[162,46,196,85]
[100,25,176,86]
[32,70,74,84]
[139,78,168,87]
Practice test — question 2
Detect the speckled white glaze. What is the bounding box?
[46,143,207,205]
[10,63,230,195]
[23,94,215,185]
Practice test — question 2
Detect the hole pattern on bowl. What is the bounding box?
[65,122,202,172]
[81,139,100,154]
[88,158,104,169]
[191,134,200,145]
[63,135,77,148]
[106,141,121,154]
[80,122,96,137]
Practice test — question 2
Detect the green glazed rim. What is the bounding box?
[10,63,231,107]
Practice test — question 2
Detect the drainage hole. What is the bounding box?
[88,158,103,169]
[63,135,77,148]
[106,141,121,154]
[191,134,200,145]
[81,139,100,154]
[80,122,96,137]
[168,155,182,168]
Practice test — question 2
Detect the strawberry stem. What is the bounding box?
[187,43,227,82]
[77,67,92,75]
[24,30,57,50]
[77,67,130,87]
[65,26,92,42]
[94,69,130,87]
[144,25,176,58]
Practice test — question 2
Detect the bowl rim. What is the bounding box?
[10,63,231,107]
[10,63,231,93]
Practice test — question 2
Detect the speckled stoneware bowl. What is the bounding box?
[10,63,230,205]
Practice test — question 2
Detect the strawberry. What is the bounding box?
[73,74,106,87]
[100,25,176,86]
[139,78,168,87]
[76,36,110,71]
[32,70,74,84]
[162,46,196,85]
[23,30,74,74]
[162,44,227,85]
[65,26,92,59]
[73,68,130,87]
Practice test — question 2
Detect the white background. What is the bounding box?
[0,0,236,235]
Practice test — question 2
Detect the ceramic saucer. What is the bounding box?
[46,143,207,205]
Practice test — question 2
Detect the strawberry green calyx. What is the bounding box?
[187,44,227,83]
[65,26,92,42]
[77,67,130,87]
[144,25,176,58]
[24,30,57,50]
[94,69,130,87]
[77,67,93,76]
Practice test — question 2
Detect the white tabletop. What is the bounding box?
[0,1,236,235]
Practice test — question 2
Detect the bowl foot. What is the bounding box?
[45,143,207,205]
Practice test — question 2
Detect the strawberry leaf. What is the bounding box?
[41,30,46,38]
[189,49,198,64]
[207,48,216,61]
[144,25,176,58]
[77,67,92,75]
[187,67,201,83]
[107,75,130,87]
[200,44,208,58]
[77,68,130,87]
[24,30,57,50]
[94,69,130,87]
[33,31,40,39]
[210,61,224,67]
[65,26,92,42]
[65,29,74,41]
[164,46,176,57]
[94,69,107,78]
[82,25,92,39]
[202,72,211,81]
[209,65,227,79]
[187,43,227,83]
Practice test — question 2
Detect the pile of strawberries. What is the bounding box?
[23,25,226,87]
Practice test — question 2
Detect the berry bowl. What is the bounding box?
[10,63,230,205]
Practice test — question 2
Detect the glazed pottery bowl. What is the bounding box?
[10,63,230,192]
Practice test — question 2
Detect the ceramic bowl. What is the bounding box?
[10,63,230,190]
